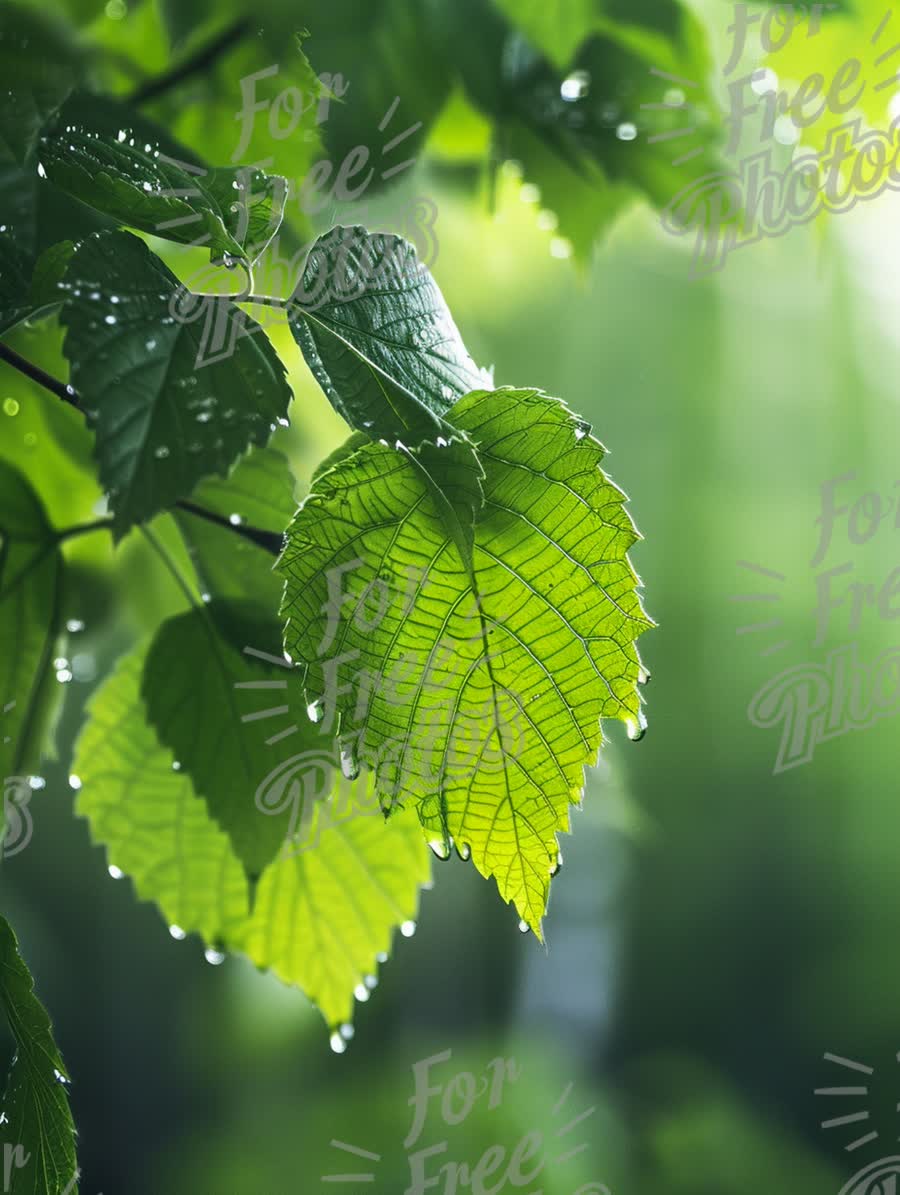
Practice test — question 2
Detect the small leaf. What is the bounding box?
[289,225,493,431]
[0,462,64,782]
[279,388,652,935]
[59,231,292,538]
[0,4,82,165]
[0,915,79,1195]
[141,601,305,882]
[74,647,431,1028]
[41,116,287,263]
[174,443,296,607]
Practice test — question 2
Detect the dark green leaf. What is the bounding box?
[290,225,492,431]
[0,4,82,165]
[41,113,287,263]
[0,462,64,783]
[0,915,79,1195]
[141,601,307,882]
[59,231,292,539]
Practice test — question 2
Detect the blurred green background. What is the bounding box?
[4,0,900,1190]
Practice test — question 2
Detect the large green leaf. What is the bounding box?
[0,236,73,336]
[278,387,652,934]
[0,4,82,165]
[0,463,64,783]
[41,114,286,263]
[289,225,493,431]
[74,647,432,1029]
[141,601,306,883]
[0,916,79,1195]
[59,230,292,538]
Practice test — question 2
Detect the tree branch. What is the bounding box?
[0,343,284,558]
[128,18,250,106]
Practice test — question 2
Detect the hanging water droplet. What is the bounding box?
[108,864,124,880]
[306,699,324,724]
[340,1022,354,1041]
[518,919,531,934]
[626,712,647,742]
[376,951,388,964]
[400,920,416,938]
[52,1068,69,1085]
[560,70,590,102]
[354,983,370,1002]
[364,973,378,990]
[616,121,638,142]
[574,419,590,440]
[68,774,82,791]
[454,841,471,862]
[428,838,451,861]
[340,745,360,780]
[550,850,564,876]
[28,776,46,791]
[204,948,226,966]
[169,924,186,940]
[329,1031,347,1054]
[36,161,47,179]
[638,667,651,685]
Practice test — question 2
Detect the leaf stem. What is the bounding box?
[0,344,283,557]
[128,18,250,105]
[56,518,117,543]
[140,525,201,609]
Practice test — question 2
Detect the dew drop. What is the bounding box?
[364,973,378,990]
[154,445,170,459]
[169,924,187,941]
[68,774,82,791]
[330,1032,347,1054]
[306,699,324,724]
[104,314,117,325]
[518,919,531,934]
[454,841,471,862]
[376,951,388,964]
[340,1022,355,1041]
[3,398,20,417]
[560,70,590,102]
[28,776,46,790]
[428,838,451,861]
[171,760,182,771]
[108,864,124,880]
[228,513,242,526]
[354,983,370,1002]
[204,948,226,966]
[400,919,416,938]
[36,161,47,179]
[340,745,360,780]
[616,121,637,142]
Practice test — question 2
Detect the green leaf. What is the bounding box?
[74,646,432,1029]
[0,915,79,1195]
[59,230,292,538]
[0,235,73,335]
[174,443,296,607]
[141,601,305,882]
[491,0,597,67]
[0,3,82,165]
[290,225,493,430]
[0,462,64,783]
[302,0,451,199]
[41,111,287,263]
[278,387,652,934]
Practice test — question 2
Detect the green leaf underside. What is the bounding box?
[59,231,291,538]
[0,916,79,1195]
[173,444,296,607]
[289,225,493,430]
[74,649,431,1027]
[0,236,73,336]
[0,4,81,166]
[0,463,63,782]
[278,388,651,934]
[41,118,286,262]
[141,602,306,881]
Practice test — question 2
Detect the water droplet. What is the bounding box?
[169,924,186,940]
[340,745,360,780]
[330,1032,347,1054]
[228,513,242,526]
[638,667,650,685]
[171,760,182,771]
[626,712,647,742]
[518,919,531,934]
[428,838,451,861]
[56,668,73,683]
[68,774,82,791]
[306,700,324,724]
[574,419,590,440]
[53,1068,69,1085]
[550,237,573,260]
[560,70,590,102]
[519,182,540,204]
[104,314,117,325]
[3,398,19,417]
[376,951,388,964]
[154,445,170,459]
[354,983,370,1002]
[36,162,47,179]
[454,841,471,862]
[108,864,124,880]
[145,338,157,351]
[616,121,637,142]
[196,411,212,423]
[204,948,226,966]
[550,850,564,876]
[400,920,416,938]
[364,973,378,990]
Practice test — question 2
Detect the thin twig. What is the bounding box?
[0,344,284,557]
[128,18,250,106]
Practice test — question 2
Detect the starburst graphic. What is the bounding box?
[641,67,705,168]
[730,560,794,657]
[815,1052,880,1152]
